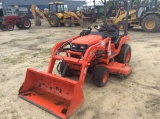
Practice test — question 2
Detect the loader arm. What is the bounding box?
[30,4,48,23]
[113,9,136,23]
[64,11,80,20]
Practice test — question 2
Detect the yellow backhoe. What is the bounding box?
[105,0,160,32]
[30,2,81,27]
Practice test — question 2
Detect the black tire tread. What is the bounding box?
[49,15,59,27]
[60,23,65,26]
[16,22,23,29]
[1,25,7,31]
[65,19,72,27]
[116,44,131,63]
[74,23,80,26]
[92,66,108,87]
[118,21,128,31]
[59,61,72,76]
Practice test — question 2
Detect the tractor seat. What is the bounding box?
[104,24,119,38]
[90,24,119,39]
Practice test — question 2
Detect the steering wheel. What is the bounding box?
[94,25,107,32]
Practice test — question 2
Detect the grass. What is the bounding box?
[2,48,51,64]
[0,93,5,98]
[2,52,28,64]
[32,48,51,57]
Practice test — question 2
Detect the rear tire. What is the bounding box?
[92,66,109,87]
[49,15,59,27]
[65,19,72,27]
[22,19,31,29]
[116,44,131,63]
[141,15,160,32]
[16,22,23,29]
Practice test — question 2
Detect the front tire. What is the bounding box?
[141,15,160,32]
[16,21,23,29]
[92,66,109,87]
[64,19,72,27]
[118,21,127,31]
[59,61,73,77]
[74,23,80,26]
[60,23,65,27]
[1,25,7,31]
[7,24,14,31]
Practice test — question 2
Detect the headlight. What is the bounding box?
[72,44,77,48]
[80,45,85,49]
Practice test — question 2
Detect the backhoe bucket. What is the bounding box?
[19,68,84,119]
[80,18,94,27]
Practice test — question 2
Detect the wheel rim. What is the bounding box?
[102,71,108,83]
[145,20,155,30]
[51,19,55,25]
[8,25,13,30]
[119,24,124,31]
[24,21,30,27]
[65,22,69,26]
[125,50,131,63]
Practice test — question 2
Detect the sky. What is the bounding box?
[73,0,102,3]
[86,0,102,2]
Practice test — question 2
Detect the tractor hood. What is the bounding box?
[72,35,102,45]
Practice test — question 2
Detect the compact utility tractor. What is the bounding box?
[18,1,132,119]
[0,3,31,31]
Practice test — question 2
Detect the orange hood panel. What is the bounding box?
[72,35,102,45]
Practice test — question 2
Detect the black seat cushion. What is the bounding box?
[105,25,119,38]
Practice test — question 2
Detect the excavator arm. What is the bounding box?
[30,4,49,25]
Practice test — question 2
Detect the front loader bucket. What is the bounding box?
[19,68,84,119]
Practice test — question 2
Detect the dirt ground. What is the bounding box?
[0,20,160,119]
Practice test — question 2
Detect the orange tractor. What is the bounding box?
[18,1,132,119]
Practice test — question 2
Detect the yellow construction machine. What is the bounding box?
[30,2,81,27]
[105,0,160,32]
